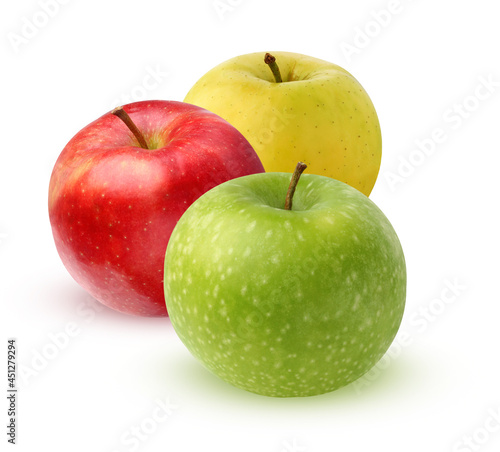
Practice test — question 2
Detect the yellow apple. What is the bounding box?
[184,51,382,196]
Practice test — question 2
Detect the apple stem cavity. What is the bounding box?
[284,162,307,211]
[112,106,149,150]
[264,53,283,83]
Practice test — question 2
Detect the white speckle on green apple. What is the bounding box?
[164,163,406,397]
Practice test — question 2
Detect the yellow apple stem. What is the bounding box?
[264,53,283,83]
[111,106,149,150]
[284,162,307,210]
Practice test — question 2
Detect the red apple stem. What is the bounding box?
[264,53,283,83]
[284,162,307,211]
[111,106,149,150]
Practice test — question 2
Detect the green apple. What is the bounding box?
[184,51,382,196]
[164,164,406,397]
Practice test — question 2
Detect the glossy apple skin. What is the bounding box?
[49,100,264,317]
[164,172,406,396]
[184,51,382,196]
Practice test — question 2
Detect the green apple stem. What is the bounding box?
[264,53,283,83]
[284,162,307,211]
[111,106,149,150]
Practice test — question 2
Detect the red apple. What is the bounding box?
[48,100,265,317]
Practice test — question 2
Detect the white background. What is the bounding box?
[2,0,500,451]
